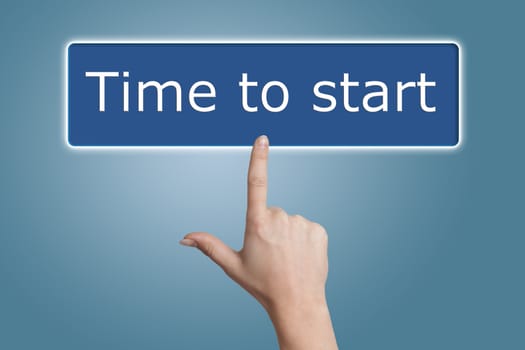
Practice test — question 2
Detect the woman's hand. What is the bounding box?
[181,135,338,350]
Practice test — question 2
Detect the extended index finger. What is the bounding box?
[247,135,269,217]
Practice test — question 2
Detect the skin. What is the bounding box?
[180,135,338,350]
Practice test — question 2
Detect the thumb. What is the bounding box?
[181,232,241,277]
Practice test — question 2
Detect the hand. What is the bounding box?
[180,135,338,350]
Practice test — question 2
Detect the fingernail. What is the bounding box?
[256,135,269,149]
[179,238,198,247]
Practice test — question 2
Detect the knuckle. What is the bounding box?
[248,176,267,188]
[248,215,267,234]
[313,222,327,233]
[291,214,305,221]
[268,206,283,213]
[269,206,288,219]
[273,206,289,214]
[312,223,328,240]
[203,242,215,260]
[290,214,306,227]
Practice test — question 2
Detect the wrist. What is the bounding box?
[266,296,338,350]
[266,295,329,322]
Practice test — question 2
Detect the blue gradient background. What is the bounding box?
[0,1,523,349]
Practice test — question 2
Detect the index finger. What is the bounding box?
[247,135,269,218]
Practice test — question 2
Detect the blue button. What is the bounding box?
[66,42,461,148]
